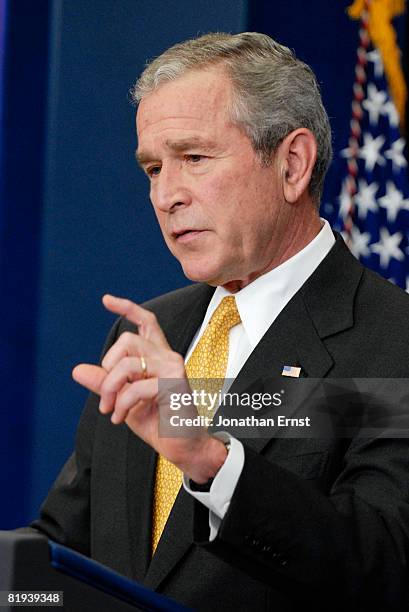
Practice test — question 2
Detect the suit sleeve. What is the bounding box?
[30,317,123,556]
[193,437,409,611]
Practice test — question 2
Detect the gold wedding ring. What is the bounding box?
[140,355,148,379]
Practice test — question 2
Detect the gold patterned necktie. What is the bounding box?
[151,296,241,554]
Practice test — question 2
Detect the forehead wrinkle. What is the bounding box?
[137,112,214,135]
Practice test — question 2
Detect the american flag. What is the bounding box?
[282,365,301,378]
[323,10,409,292]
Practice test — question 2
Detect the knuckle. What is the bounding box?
[123,355,134,369]
[102,351,114,368]
[147,310,157,324]
[116,393,132,413]
[100,377,112,394]
[119,331,135,345]
[123,356,137,376]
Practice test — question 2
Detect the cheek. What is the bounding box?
[199,173,242,225]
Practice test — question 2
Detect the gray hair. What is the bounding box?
[131,32,332,204]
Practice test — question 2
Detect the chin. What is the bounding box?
[180,259,223,285]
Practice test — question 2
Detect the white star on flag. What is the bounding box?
[370,228,404,268]
[358,133,386,172]
[382,100,399,127]
[354,179,379,219]
[362,83,388,126]
[350,226,371,258]
[338,180,352,219]
[378,181,409,223]
[384,138,407,172]
[366,49,384,78]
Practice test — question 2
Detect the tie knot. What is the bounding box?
[209,296,241,331]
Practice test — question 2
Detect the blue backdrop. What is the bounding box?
[0,1,406,528]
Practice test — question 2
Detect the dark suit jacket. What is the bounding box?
[32,235,409,611]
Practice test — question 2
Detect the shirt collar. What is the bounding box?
[200,219,335,349]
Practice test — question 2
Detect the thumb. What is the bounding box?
[72,364,107,395]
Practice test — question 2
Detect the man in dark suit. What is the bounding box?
[32,32,409,610]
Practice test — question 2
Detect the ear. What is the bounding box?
[279,128,317,204]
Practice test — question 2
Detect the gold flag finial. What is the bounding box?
[348,0,407,127]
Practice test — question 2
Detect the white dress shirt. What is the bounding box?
[183,220,335,539]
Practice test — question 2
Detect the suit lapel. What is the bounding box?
[126,432,156,581]
[160,284,216,358]
[143,486,194,590]
[299,233,362,340]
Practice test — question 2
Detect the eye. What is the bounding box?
[146,165,161,178]
[186,154,205,163]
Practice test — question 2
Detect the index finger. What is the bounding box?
[102,294,169,347]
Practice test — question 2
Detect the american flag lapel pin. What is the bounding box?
[282,365,301,378]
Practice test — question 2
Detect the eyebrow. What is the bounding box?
[135,137,216,166]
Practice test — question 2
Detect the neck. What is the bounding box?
[222,213,323,294]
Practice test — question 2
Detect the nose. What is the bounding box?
[150,164,192,212]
